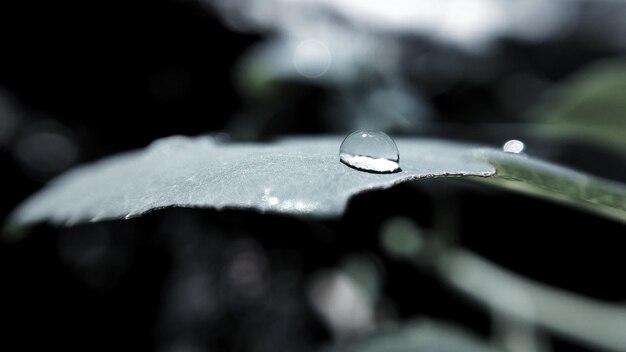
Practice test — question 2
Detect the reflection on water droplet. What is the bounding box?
[339,130,400,173]
[503,139,525,154]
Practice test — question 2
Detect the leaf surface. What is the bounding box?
[8,135,626,228]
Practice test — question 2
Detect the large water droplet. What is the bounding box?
[339,130,400,173]
[503,139,525,154]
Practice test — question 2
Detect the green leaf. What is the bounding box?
[6,135,626,231]
[533,59,626,152]
[7,135,494,227]
[474,150,626,224]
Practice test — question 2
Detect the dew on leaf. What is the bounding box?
[339,130,400,173]
[503,139,525,154]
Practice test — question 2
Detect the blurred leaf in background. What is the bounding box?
[534,59,626,153]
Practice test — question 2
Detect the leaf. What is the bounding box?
[323,320,503,352]
[533,59,626,152]
[7,135,495,227]
[440,248,626,352]
[6,135,626,231]
[474,150,626,224]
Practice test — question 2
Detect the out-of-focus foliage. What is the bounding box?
[534,59,626,153]
[209,0,584,50]
[324,320,503,352]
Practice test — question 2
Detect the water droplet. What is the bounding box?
[339,130,400,173]
[503,139,525,154]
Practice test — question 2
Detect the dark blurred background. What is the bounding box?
[1,1,626,351]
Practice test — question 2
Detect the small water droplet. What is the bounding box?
[339,130,400,173]
[503,139,525,154]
